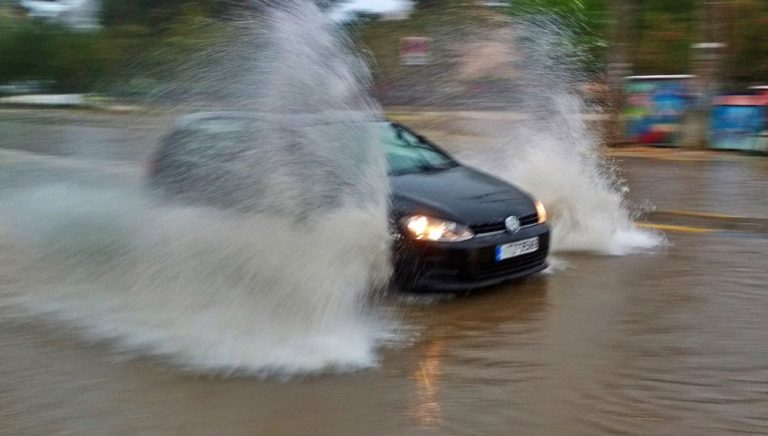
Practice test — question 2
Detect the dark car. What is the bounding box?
[148,112,550,292]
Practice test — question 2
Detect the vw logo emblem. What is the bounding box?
[505,216,521,233]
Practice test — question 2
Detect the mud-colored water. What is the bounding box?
[1,3,766,433]
[2,112,768,435]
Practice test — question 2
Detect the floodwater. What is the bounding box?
[1,110,768,435]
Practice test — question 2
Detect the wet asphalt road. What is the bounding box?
[1,109,767,435]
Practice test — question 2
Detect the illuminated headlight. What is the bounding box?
[402,215,474,242]
[534,200,547,224]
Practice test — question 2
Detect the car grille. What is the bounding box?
[471,213,539,234]
[472,248,548,279]
[519,213,539,226]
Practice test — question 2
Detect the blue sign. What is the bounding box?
[710,103,765,151]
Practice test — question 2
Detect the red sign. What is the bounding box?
[400,37,430,66]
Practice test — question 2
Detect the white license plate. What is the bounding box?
[495,237,539,261]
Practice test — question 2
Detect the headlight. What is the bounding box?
[534,200,547,224]
[402,215,474,242]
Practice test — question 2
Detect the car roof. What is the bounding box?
[174,111,387,130]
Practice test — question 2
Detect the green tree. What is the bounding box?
[725,0,768,83]
[507,0,610,73]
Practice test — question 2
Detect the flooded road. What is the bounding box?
[1,110,767,435]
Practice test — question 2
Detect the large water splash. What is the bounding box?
[464,17,664,255]
[0,2,394,376]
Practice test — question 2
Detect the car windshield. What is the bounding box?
[176,117,457,175]
[379,122,457,175]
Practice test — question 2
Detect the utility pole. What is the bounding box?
[682,1,727,149]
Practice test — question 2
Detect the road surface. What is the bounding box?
[1,109,767,435]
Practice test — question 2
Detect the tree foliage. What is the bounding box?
[506,0,610,74]
[506,0,768,84]
[725,0,768,83]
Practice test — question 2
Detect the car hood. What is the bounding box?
[390,166,536,226]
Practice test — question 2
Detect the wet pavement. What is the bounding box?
[1,109,767,435]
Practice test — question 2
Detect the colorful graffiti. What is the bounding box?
[624,76,693,145]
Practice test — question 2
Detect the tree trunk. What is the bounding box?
[605,0,633,146]
[682,1,727,149]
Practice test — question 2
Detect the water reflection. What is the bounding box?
[406,278,550,429]
[409,339,444,429]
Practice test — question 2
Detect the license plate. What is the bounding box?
[495,237,539,261]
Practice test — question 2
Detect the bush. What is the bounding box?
[0,18,122,92]
[0,6,225,95]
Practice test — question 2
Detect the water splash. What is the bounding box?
[464,17,664,255]
[0,2,395,376]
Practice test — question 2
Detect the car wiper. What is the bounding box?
[388,165,439,176]
[388,161,458,176]
[415,162,456,173]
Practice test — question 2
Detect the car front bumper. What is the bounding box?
[393,223,550,292]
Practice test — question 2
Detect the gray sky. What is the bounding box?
[331,0,413,20]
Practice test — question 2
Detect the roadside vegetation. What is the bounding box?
[358,0,768,86]
[0,0,766,95]
[0,2,227,95]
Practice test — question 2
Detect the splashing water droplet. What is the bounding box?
[0,2,397,376]
[462,17,665,255]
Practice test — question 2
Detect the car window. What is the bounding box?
[165,118,456,174]
[380,123,456,175]
[169,127,250,162]
[193,117,250,134]
[301,122,456,175]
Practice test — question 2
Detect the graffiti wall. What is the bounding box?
[624,76,693,145]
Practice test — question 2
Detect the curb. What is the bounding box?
[643,210,768,235]
[0,94,142,112]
